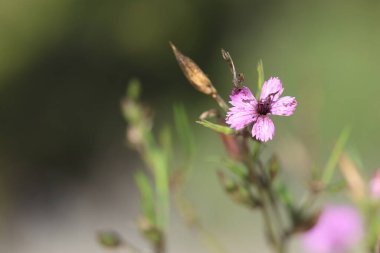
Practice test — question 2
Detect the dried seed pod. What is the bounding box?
[170,42,217,96]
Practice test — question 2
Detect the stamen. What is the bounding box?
[257,99,271,115]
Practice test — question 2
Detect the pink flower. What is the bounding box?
[302,205,363,253]
[370,169,380,199]
[225,77,297,142]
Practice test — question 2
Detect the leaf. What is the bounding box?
[159,125,172,162]
[173,104,195,157]
[322,126,351,185]
[224,159,248,178]
[135,171,156,224]
[153,157,170,230]
[127,78,141,100]
[273,182,293,208]
[257,60,264,97]
[196,120,235,135]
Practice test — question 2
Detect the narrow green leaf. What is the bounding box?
[173,104,195,156]
[135,171,156,224]
[273,182,293,208]
[152,155,169,230]
[225,160,248,178]
[159,125,172,162]
[322,127,351,185]
[196,120,235,135]
[127,78,141,100]
[257,60,264,98]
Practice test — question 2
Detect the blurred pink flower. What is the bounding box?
[225,77,297,142]
[302,205,363,253]
[370,169,380,199]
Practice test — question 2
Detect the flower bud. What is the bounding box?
[97,230,122,248]
[268,155,280,180]
[137,216,162,243]
[170,42,217,96]
[217,171,259,207]
[219,133,241,161]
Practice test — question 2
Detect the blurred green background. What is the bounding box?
[1,0,380,252]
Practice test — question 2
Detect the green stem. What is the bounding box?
[242,135,287,253]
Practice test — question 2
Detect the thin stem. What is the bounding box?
[221,49,238,87]
[241,134,287,253]
[154,239,165,253]
[257,188,281,251]
[221,49,244,88]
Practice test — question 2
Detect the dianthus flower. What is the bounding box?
[302,205,363,253]
[226,77,297,142]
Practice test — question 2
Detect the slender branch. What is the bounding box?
[241,133,288,253]
[221,49,244,88]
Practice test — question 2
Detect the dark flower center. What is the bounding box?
[257,99,271,115]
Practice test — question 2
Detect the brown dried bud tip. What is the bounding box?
[199,108,219,120]
[170,42,217,96]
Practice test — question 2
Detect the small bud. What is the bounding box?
[217,171,260,207]
[268,155,280,180]
[170,42,217,95]
[370,169,380,200]
[127,125,143,146]
[127,78,141,100]
[137,216,162,243]
[219,133,241,161]
[309,180,324,194]
[97,230,123,248]
[292,210,321,233]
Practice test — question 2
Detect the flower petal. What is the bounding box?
[302,205,363,253]
[251,116,275,142]
[271,96,297,116]
[229,86,257,107]
[226,107,257,130]
[226,87,258,130]
[260,77,284,101]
